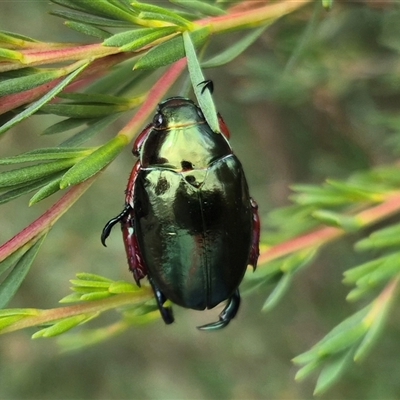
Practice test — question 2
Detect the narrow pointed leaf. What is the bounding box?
[0,30,38,45]
[312,210,361,232]
[131,2,192,27]
[294,359,324,382]
[0,62,89,135]
[314,350,354,395]
[76,272,113,282]
[42,118,93,135]
[59,293,84,303]
[40,103,127,118]
[314,308,370,356]
[170,0,226,17]
[0,69,62,96]
[0,315,26,330]
[0,235,46,308]
[280,248,317,273]
[50,10,133,27]
[355,224,400,251]
[103,27,169,47]
[52,0,136,22]
[80,291,113,301]
[0,48,23,62]
[202,26,267,68]
[29,177,63,205]
[134,27,210,69]
[183,31,219,133]
[32,314,91,338]
[60,136,128,188]
[59,92,132,104]
[0,147,91,164]
[65,21,112,39]
[354,280,398,361]
[70,279,111,289]
[0,158,78,188]
[262,272,293,311]
[0,172,64,205]
[138,12,191,28]
[50,0,94,13]
[106,27,178,52]
[293,306,370,365]
[343,257,384,284]
[108,281,138,293]
[0,246,28,276]
[60,114,122,147]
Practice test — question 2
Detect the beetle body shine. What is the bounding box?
[102,97,260,330]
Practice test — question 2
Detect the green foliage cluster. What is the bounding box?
[1,0,400,396]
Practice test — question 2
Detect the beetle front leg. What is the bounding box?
[101,205,147,286]
[197,289,241,331]
[148,276,174,325]
[102,160,147,285]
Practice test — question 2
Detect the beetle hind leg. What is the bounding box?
[148,277,174,325]
[197,289,241,331]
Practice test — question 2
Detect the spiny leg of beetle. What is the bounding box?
[197,289,241,331]
[148,276,174,325]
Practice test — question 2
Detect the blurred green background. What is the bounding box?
[1,1,400,399]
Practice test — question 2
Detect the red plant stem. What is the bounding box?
[118,57,187,141]
[0,178,95,262]
[199,0,313,32]
[0,53,131,115]
[258,192,400,266]
[21,44,120,66]
[0,290,153,334]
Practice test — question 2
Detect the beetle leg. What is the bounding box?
[102,160,148,285]
[249,198,260,270]
[148,276,174,325]
[197,289,241,331]
[197,79,214,95]
[101,204,130,246]
[121,207,147,286]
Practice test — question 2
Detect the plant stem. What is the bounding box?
[200,0,313,33]
[258,192,400,266]
[0,289,153,334]
[0,178,95,262]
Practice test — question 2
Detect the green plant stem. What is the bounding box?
[0,289,153,334]
[258,192,400,266]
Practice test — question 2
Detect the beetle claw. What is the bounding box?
[197,79,214,95]
[197,289,241,331]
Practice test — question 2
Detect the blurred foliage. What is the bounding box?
[2,0,400,399]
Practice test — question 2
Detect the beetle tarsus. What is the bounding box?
[198,79,214,95]
[148,277,174,325]
[101,204,131,246]
[197,289,241,331]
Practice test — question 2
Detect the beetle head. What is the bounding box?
[153,97,206,130]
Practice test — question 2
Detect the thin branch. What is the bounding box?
[258,192,400,266]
